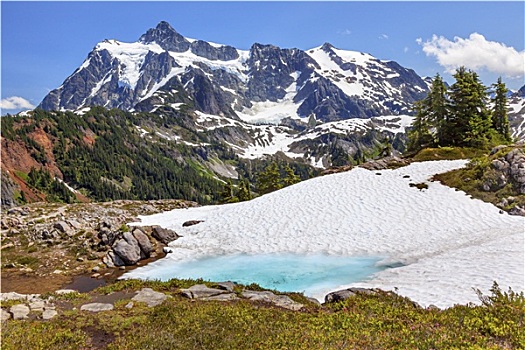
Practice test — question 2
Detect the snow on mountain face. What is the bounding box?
[39,21,428,124]
[508,87,525,139]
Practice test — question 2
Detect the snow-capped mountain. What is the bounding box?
[39,21,428,124]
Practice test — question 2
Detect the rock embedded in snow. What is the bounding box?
[151,226,180,245]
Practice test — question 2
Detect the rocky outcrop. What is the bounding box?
[481,146,525,215]
[241,290,304,311]
[80,303,114,312]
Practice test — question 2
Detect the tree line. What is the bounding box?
[408,67,512,152]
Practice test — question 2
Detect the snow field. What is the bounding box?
[126,160,524,308]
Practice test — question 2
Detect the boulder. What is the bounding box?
[112,232,141,265]
[132,288,169,307]
[29,300,46,312]
[1,308,12,322]
[10,304,30,320]
[132,229,153,257]
[42,308,58,320]
[241,290,304,311]
[53,221,73,236]
[324,287,377,303]
[151,226,180,245]
[324,289,357,303]
[180,284,231,299]
[217,281,237,292]
[80,303,114,312]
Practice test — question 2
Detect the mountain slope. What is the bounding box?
[39,21,428,124]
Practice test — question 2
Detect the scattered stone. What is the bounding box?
[52,269,64,274]
[92,266,100,272]
[10,304,30,320]
[1,308,12,322]
[29,300,46,312]
[180,284,231,300]
[151,226,180,245]
[91,273,101,278]
[125,302,134,309]
[182,220,204,227]
[42,308,58,320]
[132,288,169,307]
[80,303,114,312]
[509,206,525,216]
[241,290,303,311]
[1,292,40,301]
[119,266,126,270]
[77,257,85,262]
[1,243,14,250]
[53,221,73,235]
[55,289,78,295]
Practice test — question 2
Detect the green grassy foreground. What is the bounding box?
[2,279,524,349]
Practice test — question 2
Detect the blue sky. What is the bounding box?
[1,1,524,114]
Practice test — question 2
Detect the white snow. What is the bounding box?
[96,40,164,90]
[125,160,524,308]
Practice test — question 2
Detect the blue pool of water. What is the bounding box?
[140,254,385,296]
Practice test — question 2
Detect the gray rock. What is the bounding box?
[132,228,153,257]
[201,293,239,302]
[182,220,204,227]
[80,303,114,312]
[151,226,180,245]
[1,292,40,301]
[55,289,78,295]
[180,284,230,299]
[1,308,12,322]
[53,221,72,235]
[490,145,508,156]
[132,288,169,307]
[10,304,30,320]
[324,289,357,303]
[42,308,58,320]
[112,232,141,265]
[125,302,134,309]
[29,300,46,312]
[217,281,237,292]
[241,290,304,311]
[509,206,525,216]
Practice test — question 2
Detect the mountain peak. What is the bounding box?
[139,21,190,52]
[321,42,335,52]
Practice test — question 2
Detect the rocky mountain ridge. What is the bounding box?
[39,21,428,124]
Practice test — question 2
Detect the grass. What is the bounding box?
[2,281,524,349]
[412,146,488,162]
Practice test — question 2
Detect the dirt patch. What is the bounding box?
[82,324,116,349]
[1,270,72,294]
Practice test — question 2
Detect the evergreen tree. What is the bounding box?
[282,165,300,187]
[407,101,433,151]
[491,77,512,142]
[256,162,282,195]
[448,67,491,147]
[427,74,448,145]
[237,178,252,201]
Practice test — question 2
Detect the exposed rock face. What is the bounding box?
[38,21,428,124]
[482,146,525,195]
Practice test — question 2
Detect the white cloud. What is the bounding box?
[0,96,35,110]
[419,33,525,78]
[379,34,389,40]
[339,29,352,36]
[404,46,409,53]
